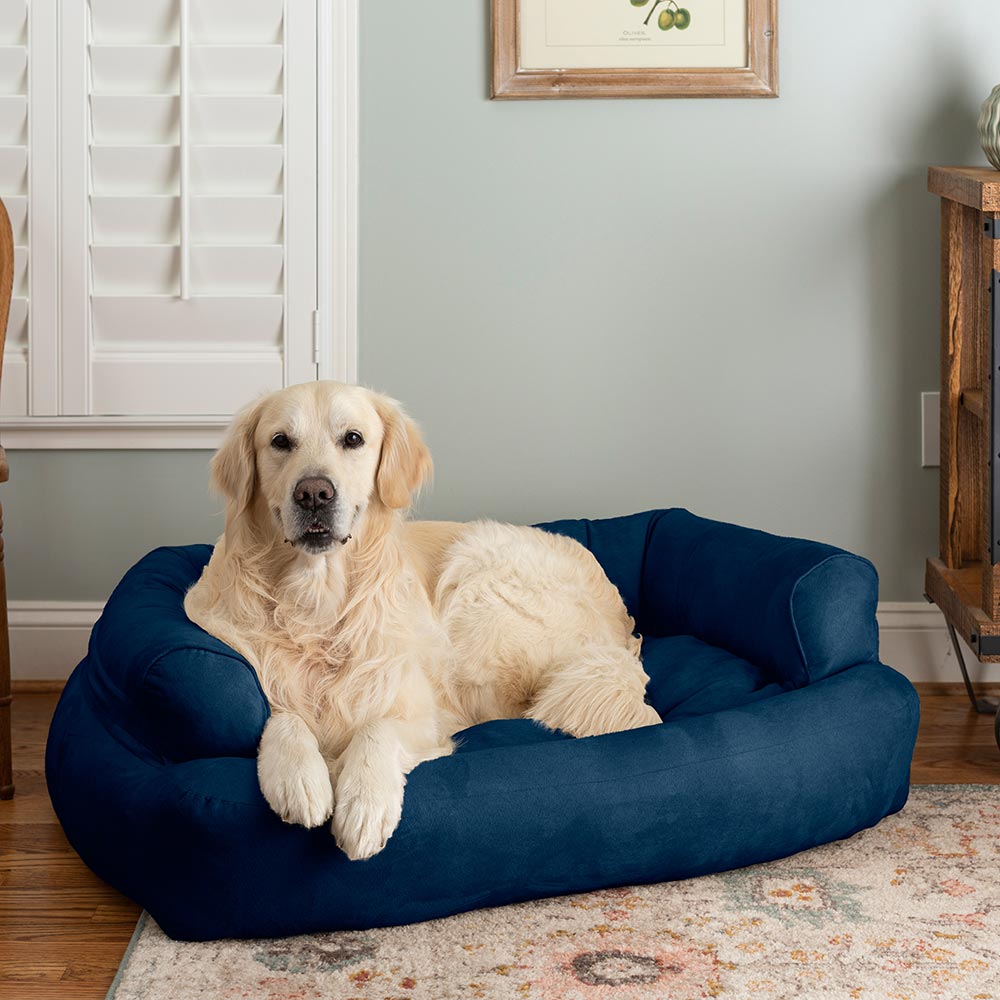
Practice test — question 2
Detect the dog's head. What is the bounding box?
[212,381,432,554]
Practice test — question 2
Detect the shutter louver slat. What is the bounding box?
[90,194,283,244]
[190,145,283,193]
[90,45,178,92]
[0,93,26,139]
[89,0,284,43]
[190,95,282,143]
[191,245,283,294]
[0,2,26,41]
[191,0,283,45]
[190,45,282,93]
[89,144,285,195]
[90,44,284,95]
[90,145,179,195]
[191,195,283,242]
[90,196,179,244]
[90,95,178,144]
[0,145,25,188]
[6,296,25,343]
[11,242,25,294]
[90,245,178,296]
[89,0,178,45]
[89,94,295,145]
[3,192,25,240]
[91,244,283,296]
[0,0,27,417]
[0,47,25,91]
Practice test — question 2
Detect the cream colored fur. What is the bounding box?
[184,381,660,860]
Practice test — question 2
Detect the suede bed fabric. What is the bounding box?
[45,509,919,941]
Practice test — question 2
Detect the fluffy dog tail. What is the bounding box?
[526,644,661,739]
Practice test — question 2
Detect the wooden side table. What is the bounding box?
[925,167,1000,742]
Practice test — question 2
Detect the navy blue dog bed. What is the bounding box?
[46,509,919,941]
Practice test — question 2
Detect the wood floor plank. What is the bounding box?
[0,687,998,996]
[0,983,114,1000]
[0,773,63,824]
[913,691,1000,783]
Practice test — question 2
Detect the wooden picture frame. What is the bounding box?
[492,0,777,100]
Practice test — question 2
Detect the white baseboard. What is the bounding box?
[876,602,994,684]
[5,599,995,686]
[9,601,104,682]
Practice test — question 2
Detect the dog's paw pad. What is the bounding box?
[259,754,334,829]
[332,788,403,860]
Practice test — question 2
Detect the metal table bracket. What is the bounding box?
[947,622,1000,714]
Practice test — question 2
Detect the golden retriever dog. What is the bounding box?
[184,381,660,860]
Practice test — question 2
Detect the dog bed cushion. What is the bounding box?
[46,508,919,940]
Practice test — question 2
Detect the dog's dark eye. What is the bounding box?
[271,433,292,451]
[343,430,364,449]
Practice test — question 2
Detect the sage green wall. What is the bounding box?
[7,1,999,602]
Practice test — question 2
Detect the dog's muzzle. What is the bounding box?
[287,477,351,551]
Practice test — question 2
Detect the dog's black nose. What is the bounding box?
[293,477,336,511]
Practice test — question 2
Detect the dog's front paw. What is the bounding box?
[258,740,334,829]
[332,770,404,860]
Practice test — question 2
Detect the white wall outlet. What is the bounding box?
[922,391,940,468]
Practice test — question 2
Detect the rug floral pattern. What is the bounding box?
[109,786,1000,999]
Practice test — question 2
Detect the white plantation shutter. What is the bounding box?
[0,0,356,445]
[0,1,28,417]
[84,0,316,416]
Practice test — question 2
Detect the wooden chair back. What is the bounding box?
[0,198,11,368]
[0,196,14,797]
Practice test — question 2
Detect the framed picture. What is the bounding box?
[492,0,777,100]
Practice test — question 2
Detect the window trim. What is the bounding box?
[0,415,230,449]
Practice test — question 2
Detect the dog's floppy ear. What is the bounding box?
[373,395,432,510]
[211,397,263,514]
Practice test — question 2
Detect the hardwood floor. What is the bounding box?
[0,686,998,999]
[0,692,141,1000]
[913,686,1000,783]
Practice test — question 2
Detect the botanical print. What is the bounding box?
[519,0,747,71]
[110,787,1000,1000]
[628,0,694,35]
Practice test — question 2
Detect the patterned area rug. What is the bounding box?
[107,785,1000,1000]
